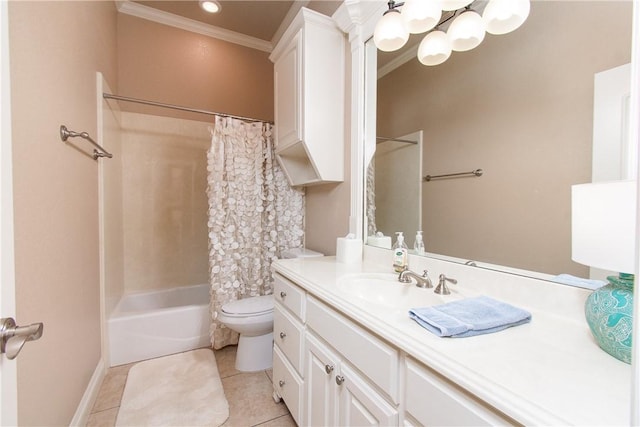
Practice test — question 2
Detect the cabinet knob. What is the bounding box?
[280,291,287,299]
[335,375,345,385]
[324,364,334,375]
[279,380,285,387]
[279,331,287,339]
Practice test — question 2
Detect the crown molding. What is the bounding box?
[377,43,417,78]
[117,1,273,53]
[271,1,309,48]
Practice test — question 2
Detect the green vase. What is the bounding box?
[584,273,634,364]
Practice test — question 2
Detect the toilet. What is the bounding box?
[218,248,323,372]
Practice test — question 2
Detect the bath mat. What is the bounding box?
[116,349,229,427]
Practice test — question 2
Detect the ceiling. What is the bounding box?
[133,1,343,43]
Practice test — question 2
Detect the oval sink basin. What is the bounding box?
[336,272,466,310]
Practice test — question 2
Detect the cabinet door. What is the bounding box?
[305,333,339,427]
[337,363,399,427]
[273,30,302,151]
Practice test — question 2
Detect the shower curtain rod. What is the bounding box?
[103,93,273,124]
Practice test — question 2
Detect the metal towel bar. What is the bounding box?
[424,169,483,182]
[59,125,112,160]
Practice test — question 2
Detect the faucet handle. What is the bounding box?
[421,270,433,288]
[435,274,457,295]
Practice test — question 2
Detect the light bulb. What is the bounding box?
[447,10,486,52]
[417,31,452,66]
[199,0,221,14]
[441,0,473,12]
[483,0,530,35]
[374,10,410,52]
[401,0,442,34]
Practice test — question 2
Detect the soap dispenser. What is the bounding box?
[414,231,425,256]
[393,232,408,273]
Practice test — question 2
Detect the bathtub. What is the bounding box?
[108,284,211,366]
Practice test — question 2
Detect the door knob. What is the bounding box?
[335,375,345,385]
[1,317,44,360]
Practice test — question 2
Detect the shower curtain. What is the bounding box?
[206,115,305,349]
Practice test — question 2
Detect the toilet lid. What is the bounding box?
[221,295,274,317]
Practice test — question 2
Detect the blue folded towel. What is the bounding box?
[409,296,531,338]
[552,274,606,290]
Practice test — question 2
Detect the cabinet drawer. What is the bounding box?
[274,304,304,376]
[273,346,303,425]
[273,274,305,320]
[405,358,515,426]
[306,296,399,403]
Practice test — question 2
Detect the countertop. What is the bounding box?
[272,253,632,426]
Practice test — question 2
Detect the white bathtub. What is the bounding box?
[108,284,211,366]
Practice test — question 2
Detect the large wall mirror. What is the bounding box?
[364,1,634,280]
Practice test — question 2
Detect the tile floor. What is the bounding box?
[86,346,296,427]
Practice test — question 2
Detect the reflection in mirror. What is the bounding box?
[365,1,633,279]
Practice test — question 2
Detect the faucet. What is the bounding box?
[398,268,433,288]
[434,274,457,295]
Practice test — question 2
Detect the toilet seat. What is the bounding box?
[221,295,273,318]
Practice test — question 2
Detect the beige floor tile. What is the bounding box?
[254,413,297,427]
[215,345,241,378]
[221,371,289,427]
[86,407,118,427]
[91,363,134,412]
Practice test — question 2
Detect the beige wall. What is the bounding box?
[8,1,117,424]
[117,13,274,123]
[377,1,632,276]
[120,112,210,293]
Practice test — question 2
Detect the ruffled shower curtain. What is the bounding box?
[206,116,305,349]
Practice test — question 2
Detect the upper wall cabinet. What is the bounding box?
[270,8,345,186]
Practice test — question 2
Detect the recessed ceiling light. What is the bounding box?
[200,0,221,14]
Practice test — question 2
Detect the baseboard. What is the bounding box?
[69,357,106,426]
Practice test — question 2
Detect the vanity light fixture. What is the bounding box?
[373,0,530,65]
[200,0,221,14]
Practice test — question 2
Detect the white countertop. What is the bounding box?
[272,252,632,426]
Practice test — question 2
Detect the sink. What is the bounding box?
[336,272,465,310]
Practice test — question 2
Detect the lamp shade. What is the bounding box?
[373,10,410,52]
[417,31,452,66]
[401,0,442,34]
[483,0,530,35]
[572,180,637,274]
[441,0,473,12]
[447,10,486,52]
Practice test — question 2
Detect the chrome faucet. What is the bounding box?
[398,268,433,288]
[435,274,457,295]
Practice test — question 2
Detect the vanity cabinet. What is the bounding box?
[269,8,345,186]
[272,271,512,426]
[404,358,513,426]
[272,274,306,424]
[305,333,398,426]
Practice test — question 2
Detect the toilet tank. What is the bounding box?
[281,248,323,259]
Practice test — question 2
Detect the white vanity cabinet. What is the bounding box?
[304,296,399,426]
[272,270,514,426]
[305,333,398,426]
[404,358,514,426]
[269,8,345,186]
[272,274,306,424]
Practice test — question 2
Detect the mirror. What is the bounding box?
[365,1,634,279]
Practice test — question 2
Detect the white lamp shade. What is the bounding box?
[572,180,637,274]
[441,0,473,12]
[483,0,530,35]
[417,31,452,66]
[374,10,410,52]
[401,0,442,34]
[448,10,486,52]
